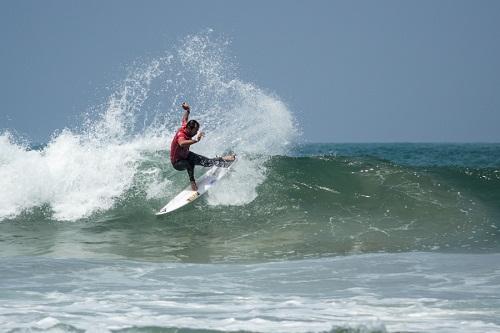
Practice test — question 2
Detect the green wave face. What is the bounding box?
[2,154,499,263]
[252,156,500,255]
[102,155,500,262]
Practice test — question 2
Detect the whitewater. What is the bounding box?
[0,32,295,222]
[1,33,499,333]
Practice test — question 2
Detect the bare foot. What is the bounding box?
[222,154,236,162]
[190,181,198,191]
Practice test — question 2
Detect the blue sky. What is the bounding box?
[1,0,500,143]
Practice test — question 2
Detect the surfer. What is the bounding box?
[170,102,235,191]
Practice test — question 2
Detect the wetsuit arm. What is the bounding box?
[178,138,198,147]
[182,110,189,123]
[181,102,190,123]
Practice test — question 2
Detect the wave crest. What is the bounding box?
[0,32,297,221]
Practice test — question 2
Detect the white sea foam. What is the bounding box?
[0,32,297,221]
[1,253,499,333]
[0,60,168,221]
[207,157,267,206]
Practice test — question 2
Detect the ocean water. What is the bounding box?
[1,33,500,333]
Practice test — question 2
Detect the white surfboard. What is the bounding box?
[156,159,236,216]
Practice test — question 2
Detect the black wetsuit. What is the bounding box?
[172,151,232,182]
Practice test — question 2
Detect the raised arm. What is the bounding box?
[178,102,204,147]
[181,102,190,123]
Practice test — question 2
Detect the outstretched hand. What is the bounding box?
[181,102,190,111]
[194,131,205,142]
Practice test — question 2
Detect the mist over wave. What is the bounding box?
[0,32,297,221]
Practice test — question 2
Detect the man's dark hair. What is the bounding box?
[186,120,199,130]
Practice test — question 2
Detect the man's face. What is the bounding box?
[187,126,199,137]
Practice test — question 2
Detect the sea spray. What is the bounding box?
[0,32,298,221]
[0,59,166,221]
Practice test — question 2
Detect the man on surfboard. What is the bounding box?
[170,102,235,191]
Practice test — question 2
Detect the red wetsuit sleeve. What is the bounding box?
[177,119,189,144]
